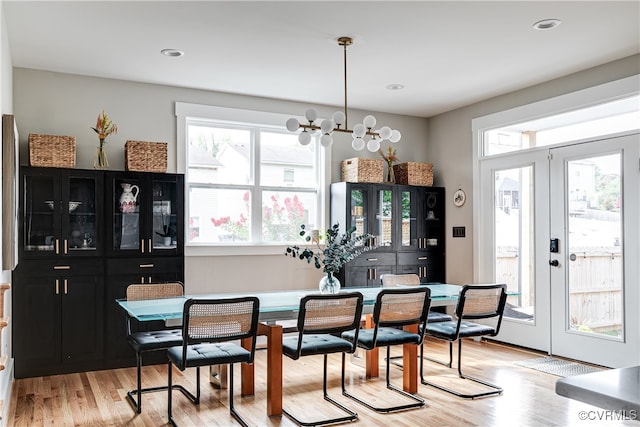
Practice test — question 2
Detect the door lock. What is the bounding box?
[549,259,559,267]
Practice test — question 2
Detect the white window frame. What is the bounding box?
[176,102,330,256]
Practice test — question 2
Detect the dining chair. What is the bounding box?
[342,287,431,413]
[380,274,452,368]
[167,296,260,427]
[420,284,508,399]
[282,292,363,427]
[125,282,196,413]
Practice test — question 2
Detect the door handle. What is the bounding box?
[549,259,559,267]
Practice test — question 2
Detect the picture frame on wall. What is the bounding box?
[2,114,19,270]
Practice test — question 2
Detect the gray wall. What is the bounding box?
[13,68,430,294]
[427,54,640,285]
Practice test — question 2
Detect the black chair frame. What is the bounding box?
[342,287,431,413]
[167,297,260,427]
[420,284,508,399]
[282,292,364,427]
[124,282,197,414]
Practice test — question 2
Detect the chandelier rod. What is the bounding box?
[340,36,351,130]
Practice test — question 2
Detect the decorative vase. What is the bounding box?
[93,139,109,169]
[386,162,395,183]
[319,273,341,294]
[119,183,140,213]
[163,236,172,246]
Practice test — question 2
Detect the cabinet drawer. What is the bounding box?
[397,251,431,266]
[350,251,395,267]
[106,257,184,275]
[14,259,104,277]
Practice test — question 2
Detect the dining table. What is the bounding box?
[116,283,465,417]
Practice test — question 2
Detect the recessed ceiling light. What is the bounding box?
[532,19,562,31]
[386,83,405,91]
[161,49,184,57]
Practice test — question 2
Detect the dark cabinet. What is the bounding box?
[19,167,103,259]
[105,171,184,257]
[13,166,184,378]
[12,259,104,378]
[331,182,445,286]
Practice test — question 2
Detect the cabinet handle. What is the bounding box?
[64,239,68,255]
[148,239,152,253]
[141,277,145,284]
[55,279,59,295]
[366,258,378,262]
[55,239,60,255]
[64,279,68,295]
[141,239,145,254]
[139,264,154,268]
[372,268,377,280]
[148,276,152,283]
[53,265,71,270]
[418,256,428,260]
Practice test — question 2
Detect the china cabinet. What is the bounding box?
[331,182,445,286]
[12,167,184,378]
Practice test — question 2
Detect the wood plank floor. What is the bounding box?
[6,339,636,426]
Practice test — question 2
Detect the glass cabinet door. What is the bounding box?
[349,187,368,240]
[111,175,143,253]
[66,174,101,254]
[23,172,58,255]
[375,187,393,248]
[151,178,179,251]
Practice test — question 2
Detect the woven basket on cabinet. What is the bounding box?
[393,162,433,186]
[341,158,384,183]
[125,140,168,172]
[28,133,76,168]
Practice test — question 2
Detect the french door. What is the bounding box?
[479,132,639,367]
[549,133,639,367]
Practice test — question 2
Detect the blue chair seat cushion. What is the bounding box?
[424,320,496,340]
[128,329,182,353]
[427,310,453,323]
[167,342,252,368]
[343,327,421,350]
[283,334,354,359]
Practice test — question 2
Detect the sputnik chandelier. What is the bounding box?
[286,36,401,152]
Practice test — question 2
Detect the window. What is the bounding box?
[176,103,327,249]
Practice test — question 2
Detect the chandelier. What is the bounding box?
[286,36,401,152]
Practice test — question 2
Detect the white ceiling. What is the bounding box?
[3,1,639,118]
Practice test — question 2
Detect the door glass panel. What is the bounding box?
[24,174,56,253]
[350,188,366,239]
[566,153,623,338]
[377,189,393,247]
[68,177,98,252]
[494,166,535,321]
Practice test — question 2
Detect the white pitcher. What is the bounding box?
[119,183,139,213]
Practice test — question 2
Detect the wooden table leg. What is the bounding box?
[403,324,419,393]
[364,314,379,378]
[258,322,283,417]
[240,337,254,395]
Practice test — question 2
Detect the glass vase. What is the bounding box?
[386,162,395,183]
[319,273,341,294]
[94,140,109,169]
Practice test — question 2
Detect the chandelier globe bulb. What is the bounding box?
[320,134,333,147]
[298,131,312,146]
[351,138,365,151]
[305,108,318,123]
[363,115,377,129]
[389,129,401,143]
[286,118,300,132]
[366,138,381,152]
[332,111,346,127]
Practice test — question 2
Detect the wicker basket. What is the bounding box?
[28,133,76,168]
[125,140,168,172]
[341,158,384,183]
[393,162,433,186]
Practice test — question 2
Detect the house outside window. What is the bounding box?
[176,103,327,248]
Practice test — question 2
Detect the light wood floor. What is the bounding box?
[6,339,635,426]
